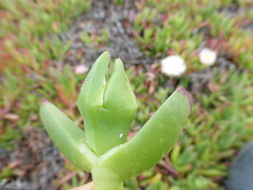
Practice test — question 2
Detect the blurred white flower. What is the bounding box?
[161,55,186,76]
[199,48,217,65]
[74,64,88,74]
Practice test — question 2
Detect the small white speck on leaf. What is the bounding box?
[119,133,124,138]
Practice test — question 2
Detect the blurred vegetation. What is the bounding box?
[134,0,253,71]
[0,0,91,147]
[125,65,253,190]
[0,0,91,69]
[0,0,253,190]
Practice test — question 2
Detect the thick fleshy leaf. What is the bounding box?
[78,51,110,108]
[40,101,97,171]
[104,58,137,114]
[77,54,137,155]
[97,86,192,178]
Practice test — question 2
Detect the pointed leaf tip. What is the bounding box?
[176,86,193,112]
[40,99,49,104]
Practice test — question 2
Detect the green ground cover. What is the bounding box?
[0,0,91,175]
[134,0,253,70]
[0,0,253,189]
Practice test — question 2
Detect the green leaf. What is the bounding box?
[77,53,137,155]
[78,51,110,108]
[98,86,192,178]
[40,101,97,171]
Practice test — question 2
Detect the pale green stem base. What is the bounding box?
[92,167,123,190]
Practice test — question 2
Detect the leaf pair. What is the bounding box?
[77,52,137,155]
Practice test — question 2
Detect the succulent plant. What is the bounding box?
[40,52,192,190]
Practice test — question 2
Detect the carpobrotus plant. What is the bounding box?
[40,52,192,190]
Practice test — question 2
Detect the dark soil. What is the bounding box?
[60,0,151,67]
[0,127,64,190]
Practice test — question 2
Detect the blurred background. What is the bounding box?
[0,0,253,189]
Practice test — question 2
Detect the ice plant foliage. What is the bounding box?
[40,52,192,190]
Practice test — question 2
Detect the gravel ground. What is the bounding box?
[0,127,64,190]
[59,0,151,67]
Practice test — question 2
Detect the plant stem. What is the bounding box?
[92,167,123,190]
